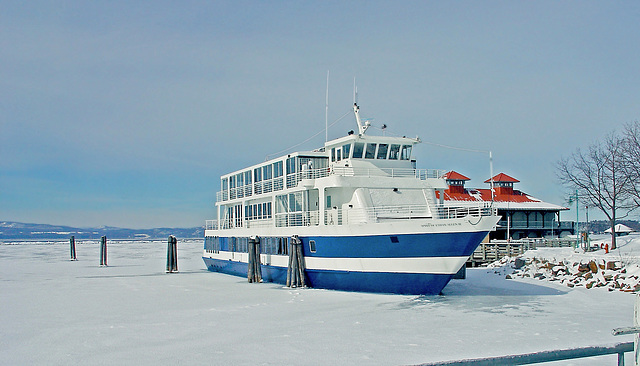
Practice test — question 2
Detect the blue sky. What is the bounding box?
[1,1,639,228]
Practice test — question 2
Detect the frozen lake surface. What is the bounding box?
[0,238,636,365]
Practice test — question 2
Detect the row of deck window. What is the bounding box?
[220,157,328,200]
[244,202,273,221]
[331,143,412,162]
[220,141,413,202]
[223,161,286,195]
[204,236,290,255]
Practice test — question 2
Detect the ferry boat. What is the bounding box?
[203,103,500,295]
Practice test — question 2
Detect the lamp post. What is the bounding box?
[506,201,510,242]
[568,190,579,249]
[585,205,590,250]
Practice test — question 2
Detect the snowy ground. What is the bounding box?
[0,237,637,365]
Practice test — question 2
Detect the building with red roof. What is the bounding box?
[439,171,573,240]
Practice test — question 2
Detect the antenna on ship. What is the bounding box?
[352,78,370,135]
[325,70,329,143]
[353,77,357,104]
[353,102,370,135]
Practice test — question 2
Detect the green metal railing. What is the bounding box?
[413,342,632,366]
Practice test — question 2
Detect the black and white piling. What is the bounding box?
[99,236,107,266]
[166,235,178,273]
[286,235,306,288]
[247,236,262,283]
[69,235,77,261]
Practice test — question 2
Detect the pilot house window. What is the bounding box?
[389,144,400,160]
[365,143,377,159]
[342,144,351,159]
[400,145,412,160]
[352,142,364,159]
[377,144,389,159]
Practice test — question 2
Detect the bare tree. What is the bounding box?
[557,132,636,250]
[621,121,640,204]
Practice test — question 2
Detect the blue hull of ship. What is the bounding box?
[202,231,488,295]
[203,256,455,295]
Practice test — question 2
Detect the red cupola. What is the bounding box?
[443,171,471,194]
[485,173,519,196]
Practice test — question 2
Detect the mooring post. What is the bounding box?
[70,235,77,261]
[286,237,293,287]
[99,236,107,266]
[296,239,306,287]
[247,237,255,282]
[166,235,178,273]
[247,236,262,283]
[286,235,306,288]
[254,237,262,282]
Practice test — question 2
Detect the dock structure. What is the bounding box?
[441,171,573,241]
[467,238,575,267]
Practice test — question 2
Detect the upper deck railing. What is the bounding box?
[205,203,496,231]
[216,167,447,202]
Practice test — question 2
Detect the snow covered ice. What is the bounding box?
[0,237,637,365]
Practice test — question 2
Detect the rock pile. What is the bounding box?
[487,256,640,293]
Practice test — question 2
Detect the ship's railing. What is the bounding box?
[205,220,218,230]
[434,203,496,219]
[207,203,496,231]
[330,205,432,224]
[216,176,286,201]
[217,167,447,202]
[286,168,331,188]
[274,211,321,227]
[324,203,496,225]
[331,167,446,179]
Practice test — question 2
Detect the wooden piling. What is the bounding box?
[296,239,306,287]
[247,237,262,283]
[286,238,293,287]
[70,236,77,261]
[99,236,107,266]
[286,235,307,288]
[166,235,178,273]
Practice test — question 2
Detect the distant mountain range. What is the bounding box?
[4,219,638,241]
[0,221,204,240]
